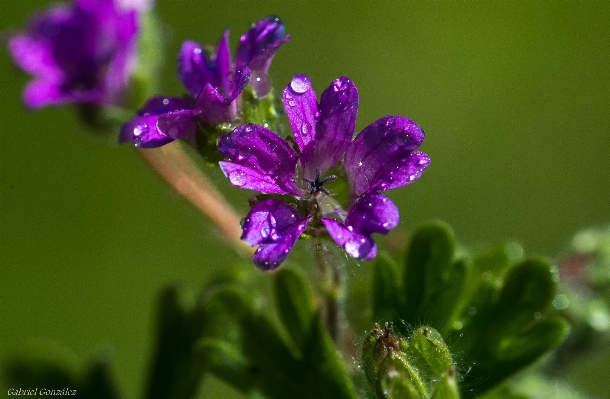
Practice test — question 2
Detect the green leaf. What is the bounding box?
[197,338,255,393]
[197,281,358,399]
[273,267,316,349]
[4,342,79,391]
[372,254,403,323]
[493,259,557,331]
[4,342,121,399]
[145,285,206,399]
[402,222,459,332]
[455,258,570,397]
[77,358,121,399]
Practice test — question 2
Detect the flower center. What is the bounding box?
[304,168,336,196]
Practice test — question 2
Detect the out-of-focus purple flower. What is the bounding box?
[218,75,430,269]
[7,0,143,109]
[120,16,290,148]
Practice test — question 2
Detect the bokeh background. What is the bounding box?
[1,0,609,397]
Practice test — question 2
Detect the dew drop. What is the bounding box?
[250,70,271,98]
[552,294,569,310]
[261,227,270,239]
[290,75,311,94]
[301,123,312,136]
[194,47,202,54]
[133,124,149,137]
[288,100,296,107]
[467,306,477,315]
[315,244,323,251]
[229,171,247,187]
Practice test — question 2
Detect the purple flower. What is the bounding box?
[219,75,430,269]
[119,16,290,148]
[7,0,144,109]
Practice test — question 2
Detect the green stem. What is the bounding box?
[313,240,345,343]
[137,142,254,259]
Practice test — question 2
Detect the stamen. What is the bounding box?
[304,168,336,195]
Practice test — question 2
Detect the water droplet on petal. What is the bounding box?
[288,100,296,107]
[290,75,311,94]
[133,124,149,137]
[301,123,312,136]
[261,227,270,239]
[229,171,247,187]
[250,70,271,97]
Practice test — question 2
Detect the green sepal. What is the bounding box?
[362,324,459,399]
[241,85,279,129]
[378,350,425,398]
[144,285,206,399]
[408,327,453,379]
[429,370,460,399]
[194,122,238,165]
[381,372,421,399]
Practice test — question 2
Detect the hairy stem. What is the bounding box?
[314,241,344,343]
[137,142,253,258]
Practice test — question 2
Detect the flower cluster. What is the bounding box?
[8,5,429,270]
[7,0,149,109]
[119,16,290,148]
[219,75,430,269]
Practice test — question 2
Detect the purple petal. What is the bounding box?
[215,29,233,97]
[241,199,309,270]
[236,16,287,74]
[344,115,428,197]
[177,41,215,98]
[8,33,63,78]
[246,35,290,76]
[178,31,233,99]
[322,219,377,261]
[119,96,196,147]
[226,65,251,104]
[282,74,318,153]
[345,194,399,236]
[218,124,301,195]
[300,76,358,178]
[191,83,236,124]
[9,0,138,108]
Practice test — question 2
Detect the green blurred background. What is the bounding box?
[1,0,609,397]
